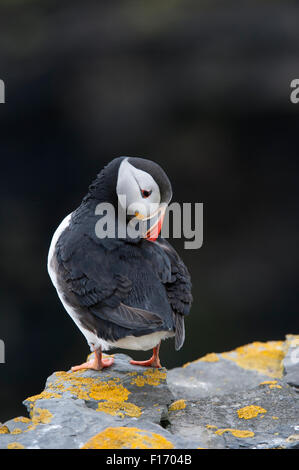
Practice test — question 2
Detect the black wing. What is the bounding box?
[146,237,193,350]
[55,228,164,333]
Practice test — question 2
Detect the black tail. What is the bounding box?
[175,314,185,351]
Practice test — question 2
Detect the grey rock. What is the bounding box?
[1,337,298,449]
[283,335,299,389]
[167,355,273,400]
[168,382,299,449]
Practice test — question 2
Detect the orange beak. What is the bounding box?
[145,207,166,242]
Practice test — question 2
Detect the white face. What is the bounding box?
[116,158,161,219]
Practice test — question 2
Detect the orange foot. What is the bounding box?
[71,350,114,372]
[130,345,162,368]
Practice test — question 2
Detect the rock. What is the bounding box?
[167,336,299,449]
[167,340,286,400]
[283,335,299,389]
[0,336,298,449]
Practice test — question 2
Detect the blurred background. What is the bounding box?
[0,0,298,422]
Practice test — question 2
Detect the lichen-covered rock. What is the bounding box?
[167,340,286,400]
[0,336,298,449]
[167,335,299,449]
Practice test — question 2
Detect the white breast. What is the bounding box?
[47,213,72,285]
[47,213,110,351]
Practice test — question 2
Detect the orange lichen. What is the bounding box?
[31,408,53,425]
[259,380,277,386]
[25,391,62,402]
[11,428,22,435]
[37,370,143,419]
[13,417,31,423]
[97,401,142,418]
[7,442,25,449]
[130,368,167,387]
[215,428,255,438]
[237,405,267,419]
[259,380,282,390]
[25,424,36,432]
[200,353,219,363]
[169,399,186,411]
[222,341,284,378]
[89,381,130,402]
[183,352,219,368]
[81,427,175,449]
[0,425,9,434]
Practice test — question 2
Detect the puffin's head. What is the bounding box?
[116,157,172,240]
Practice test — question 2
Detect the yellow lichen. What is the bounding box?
[13,417,31,423]
[237,405,267,419]
[97,401,142,418]
[81,427,174,449]
[31,408,53,425]
[200,353,219,363]
[0,425,9,434]
[49,371,129,403]
[130,375,147,387]
[259,380,278,386]
[215,428,255,438]
[130,368,167,387]
[24,424,36,432]
[272,416,279,420]
[259,380,282,390]
[25,391,62,402]
[11,428,22,434]
[40,370,143,419]
[222,341,284,378]
[89,381,130,402]
[206,424,218,429]
[183,352,219,368]
[7,442,25,449]
[169,399,186,411]
[260,380,282,388]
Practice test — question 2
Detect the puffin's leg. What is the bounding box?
[130,342,162,368]
[71,347,114,372]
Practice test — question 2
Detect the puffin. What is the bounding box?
[47,157,192,370]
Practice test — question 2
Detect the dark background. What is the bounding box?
[0,0,298,422]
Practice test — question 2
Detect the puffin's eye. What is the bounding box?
[141,189,152,198]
